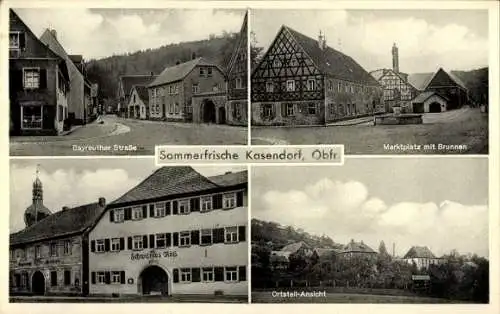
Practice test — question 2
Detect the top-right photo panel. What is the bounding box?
[250,9,489,155]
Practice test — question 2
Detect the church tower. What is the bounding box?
[24,165,52,228]
[392,43,399,73]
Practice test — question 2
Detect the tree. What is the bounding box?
[378,241,389,256]
[250,30,264,70]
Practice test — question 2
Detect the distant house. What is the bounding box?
[128,85,149,119]
[280,241,313,258]
[369,43,419,113]
[270,251,291,270]
[116,74,157,117]
[9,9,70,136]
[251,25,384,126]
[40,28,87,125]
[403,246,441,270]
[340,239,377,258]
[311,248,339,261]
[148,58,226,123]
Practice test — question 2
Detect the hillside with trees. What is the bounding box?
[452,67,488,104]
[85,32,240,102]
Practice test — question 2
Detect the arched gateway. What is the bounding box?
[32,271,45,295]
[429,102,442,113]
[202,99,217,123]
[138,265,169,296]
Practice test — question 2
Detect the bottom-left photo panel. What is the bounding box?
[9,159,249,303]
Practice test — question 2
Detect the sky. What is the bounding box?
[251,9,489,73]
[13,8,246,60]
[252,158,489,258]
[9,159,246,233]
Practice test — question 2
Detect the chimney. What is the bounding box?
[98,197,106,207]
[50,29,57,39]
[392,43,399,73]
[62,206,69,211]
[318,30,325,50]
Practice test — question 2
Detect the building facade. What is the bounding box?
[340,240,377,259]
[149,58,226,123]
[425,68,469,110]
[251,26,383,126]
[116,74,157,117]
[127,86,149,119]
[412,91,448,113]
[9,173,106,296]
[87,167,248,296]
[9,9,70,136]
[403,246,441,270]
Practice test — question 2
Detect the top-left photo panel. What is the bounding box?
[8,8,249,156]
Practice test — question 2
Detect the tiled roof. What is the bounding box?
[370,69,387,81]
[134,85,150,105]
[10,201,106,246]
[403,246,436,259]
[412,91,447,103]
[370,68,415,89]
[443,69,468,90]
[281,241,311,253]
[226,11,248,74]
[284,26,380,86]
[342,240,377,254]
[208,170,248,187]
[407,72,434,91]
[314,248,339,258]
[270,250,291,263]
[110,167,247,207]
[120,75,157,97]
[149,58,218,88]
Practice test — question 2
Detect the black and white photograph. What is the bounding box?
[251,159,489,303]
[9,8,248,156]
[250,10,489,154]
[9,160,248,302]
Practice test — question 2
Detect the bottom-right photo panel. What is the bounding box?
[251,158,489,304]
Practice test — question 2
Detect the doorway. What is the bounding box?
[429,102,442,113]
[32,271,45,295]
[139,266,169,296]
[218,106,226,124]
[202,99,216,123]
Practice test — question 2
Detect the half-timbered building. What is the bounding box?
[9,9,70,136]
[116,74,157,117]
[251,26,383,126]
[87,167,248,297]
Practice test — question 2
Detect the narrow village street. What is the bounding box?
[10,115,248,156]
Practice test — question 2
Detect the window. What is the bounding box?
[111,238,120,252]
[308,103,317,115]
[307,79,316,91]
[155,203,166,217]
[207,67,212,77]
[63,240,71,255]
[179,199,190,214]
[273,59,281,68]
[35,245,41,259]
[175,85,179,94]
[179,231,191,247]
[202,267,214,282]
[286,80,295,92]
[132,207,143,220]
[64,270,71,285]
[21,105,42,129]
[133,236,143,250]
[266,81,274,93]
[111,271,121,284]
[156,233,167,248]
[21,273,28,287]
[192,84,199,94]
[201,196,212,212]
[199,67,205,76]
[286,103,294,116]
[50,242,58,257]
[96,239,105,253]
[328,80,333,91]
[262,104,274,119]
[97,271,106,284]
[338,82,341,92]
[224,267,238,282]
[23,68,40,89]
[201,229,212,245]
[235,77,243,89]
[51,271,58,286]
[180,268,192,283]
[114,209,124,223]
[350,85,354,93]
[133,94,136,103]
[9,32,20,49]
[223,193,236,209]
[345,84,350,93]
[225,226,238,243]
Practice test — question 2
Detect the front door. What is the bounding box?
[140,266,169,296]
[32,271,45,295]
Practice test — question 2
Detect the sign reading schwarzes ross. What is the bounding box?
[130,250,178,261]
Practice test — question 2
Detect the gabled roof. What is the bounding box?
[435,68,468,90]
[109,167,247,207]
[370,68,416,89]
[283,26,380,86]
[10,201,106,246]
[280,241,311,254]
[132,85,150,105]
[403,246,436,259]
[314,248,339,258]
[412,91,448,103]
[342,240,377,254]
[120,75,157,98]
[226,11,248,75]
[149,58,220,88]
[370,69,387,81]
[40,28,83,81]
[407,73,434,91]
